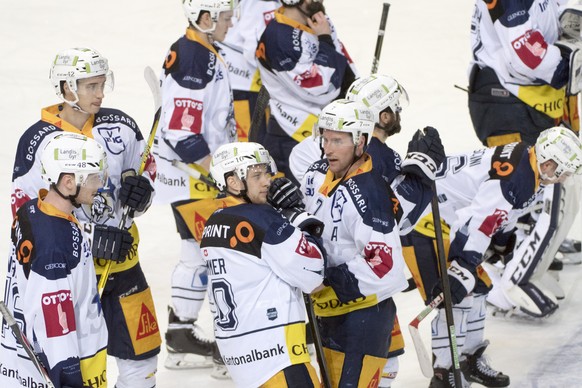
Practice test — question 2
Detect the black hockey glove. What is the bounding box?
[268,177,304,210]
[119,170,154,214]
[484,232,516,265]
[282,207,324,238]
[92,225,134,263]
[431,260,476,305]
[401,127,445,185]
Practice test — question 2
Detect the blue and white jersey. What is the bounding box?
[0,194,108,388]
[200,202,324,387]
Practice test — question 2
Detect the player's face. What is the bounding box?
[213,10,233,42]
[538,159,572,184]
[75,75,108,114]
[244,164,271,204]
[322,130,357,178]
[75,172,106,205]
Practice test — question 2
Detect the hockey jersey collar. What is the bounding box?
[275,7,315,34]
[37,189,81,226]
[41,104,95,138]
[185,28,225,64]
[318,154,373,197]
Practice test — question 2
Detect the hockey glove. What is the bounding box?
[484,232,516,265]
[268,177,304,210]
[401,127,445,185]
[92,225,134,263]
[431,260,476,305]
[119,169,154,214]
[282,207,324,238]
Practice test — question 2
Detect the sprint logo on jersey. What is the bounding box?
[42,290,76,337]
[169,98,203,134]
[512,29,547,69]
[478,208,509,237]
[97,126,126,155]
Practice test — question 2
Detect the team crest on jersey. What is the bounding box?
[331,191,348,222]
[42,290,76,337]
[512,29,547,69]
[98,126,126,155]
[363,242,393,278]
[169,98,203,134]
[478,208,509,237]
[266,307,278,321]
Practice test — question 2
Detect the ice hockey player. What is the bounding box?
[468,0,582,316]
[152,0,237,376]
[285,99,444,387]
[199,141,326,387]
[403,127,582,387]
[11,47,160,388]
[216,0,281,143]
[256,0,357,185]
[1,133,116,388]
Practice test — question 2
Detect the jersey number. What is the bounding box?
[210,278,238,331]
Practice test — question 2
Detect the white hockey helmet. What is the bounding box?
[41,133,108,187]
[535,126,582,181]
[314,99,375,146]
[281,0,302,5]
[209,142,277,191]
[49,47,114,105]
[346,74,409,121]
[182,0,237,33]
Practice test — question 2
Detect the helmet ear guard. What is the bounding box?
[314,99,375,146]
[535,126,582,181]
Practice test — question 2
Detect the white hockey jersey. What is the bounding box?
[200,202,324,388]
[434,142,542,268]
[302,156,420,318]
[216,0,281,92]
[154,29,236,204]
[11,104,155,275]
[256,8,357,142]
[470,0,569,118]
[0,194,108,388]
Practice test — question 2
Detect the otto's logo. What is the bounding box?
[478,209,509,237]
[512,29,547,69]
[169,98,203,134]
[263,10,276,25]
[42,290,76,337]
[363,242,393,278]
[295,235,321,259]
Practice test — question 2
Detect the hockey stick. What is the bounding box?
[430,180,464,387]
[97,66,162,297]
[408,293,444,378]
[171,159,217,189]
[303,294,331,388]
[248,85,270,143]
[371,3,390,74]
[0,301,56,388]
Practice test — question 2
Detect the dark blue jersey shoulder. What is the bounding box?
[367,138,402,184]
[488,0,533,27]
[307,158,329,174]
[201,203,293,258]
[490,142,537,208]
[12,199,82,281]
[258,19,302,72]
[163,36,216,89]
[13,120,63,180]
[94,107,143,140]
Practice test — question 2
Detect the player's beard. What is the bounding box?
[305,0,326,17]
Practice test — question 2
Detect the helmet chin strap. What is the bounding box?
[62,93,90,114]
[226,181,252,203]
[52,184,82,208]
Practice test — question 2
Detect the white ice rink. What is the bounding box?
[1,1,581,387]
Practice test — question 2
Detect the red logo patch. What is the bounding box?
[512,29,547,69]
[144,153,157,182]
[478,209,509,237]
[169,98,203,134]
[294,64,324,88]
[263,10,276,25]
[363,242,393,278]
[295,235,322,259]
[41,290,76,338]
[11,189,31,217]
[136,303,159,340]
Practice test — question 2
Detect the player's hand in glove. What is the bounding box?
[268,177,304,210]
[119,169,154,214]
[92,225,134,263]
[401,126,445,185]
[282,206,324,238]
[431,260,476,305]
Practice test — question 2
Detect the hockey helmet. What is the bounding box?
[50,47,114,105]
[346,74,409,121]
[281,0,303,5]
[535,126,582,181]
[314,99,375,146]
[182,0,237,33]
[209,142,277,191]
[41,133,108,187]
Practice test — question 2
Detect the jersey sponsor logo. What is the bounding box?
[169,98,204,134]
[512,29,547,69]
[95,112,137,129]
[227,62,251,79]
[478,208,509,237]
[222,344,285,366]
[291,28,302,53]
[136,303,159,340]
[345,178,368,214]
[293,64,323,88]
[266,307,277,320]
[274,101,299,126]
[363,242,393,278]
[42,290,76,337]
[230,221,254,248]
[193,212,208,241]
[97,126,126,155]
[263,9,276,25]
[294,234,321,259]
[11,189,31,217]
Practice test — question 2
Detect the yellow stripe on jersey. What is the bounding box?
[119,287,162,355]
[323,347,345,388]
[81,347,107,388]
[413,214,451,239]
[359,353,388,388]
[516,84,565,119]
[234,99,251,142]
[486,133,522,147]
[312,286,379,317]
[291,113,318,143]
[284,322,311,365]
